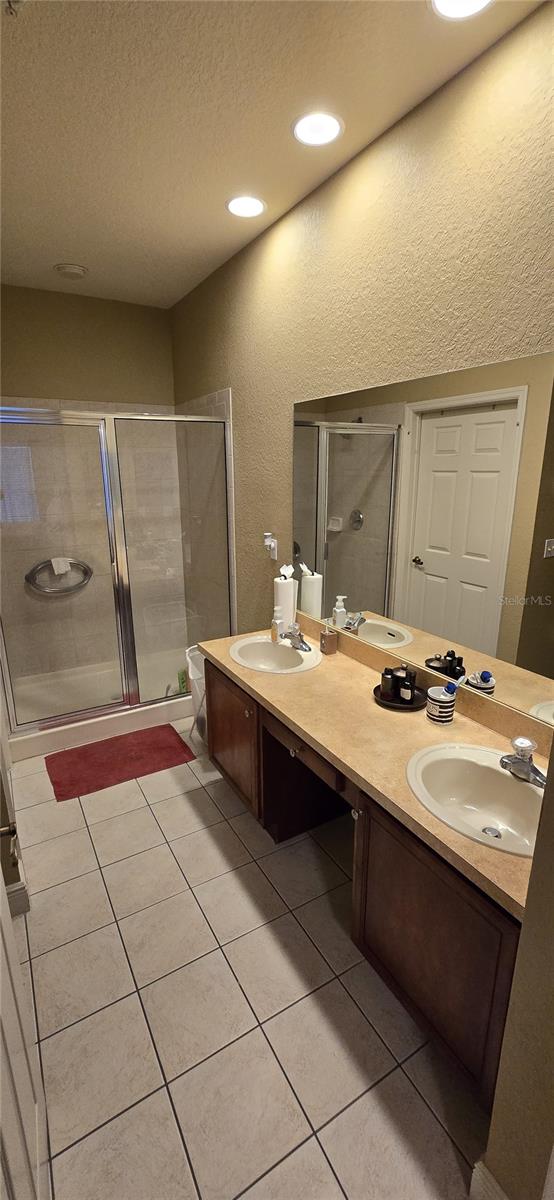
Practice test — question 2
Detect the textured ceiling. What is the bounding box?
[1,0,541,308]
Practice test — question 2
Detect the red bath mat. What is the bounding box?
[46,724,195,802]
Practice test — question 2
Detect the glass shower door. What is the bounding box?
[321,426,397,618]
[115,417,231,704]
[0,418,125,724]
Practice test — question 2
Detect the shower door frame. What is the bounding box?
[0,406,237,735]
[294,420,400,618]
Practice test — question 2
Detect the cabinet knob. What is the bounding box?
[289,748,296,758]
[244,708,251,718]
[351,809,360,821]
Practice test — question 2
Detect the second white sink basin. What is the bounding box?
[358,618,413,649]
[530,700,554,726]
[407,744,542,856]
[230,635,322,674]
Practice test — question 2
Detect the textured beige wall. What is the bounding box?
[483,740,554,1200]
[1,285,174,408]
[302,354,554,661]
[171,7,553,633]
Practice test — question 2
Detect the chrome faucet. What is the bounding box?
[344,613,366,633]
[500,737,547,789]
[280,622,311,652]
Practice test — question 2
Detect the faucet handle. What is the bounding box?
[511,736,537,759]
[288,621,300,635]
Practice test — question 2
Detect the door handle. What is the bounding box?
[412,555,424,566]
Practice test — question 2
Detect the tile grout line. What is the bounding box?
[29,768,475,1192]
[25,917,56,1200]
[46,796,206,1200]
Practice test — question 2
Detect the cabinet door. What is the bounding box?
[352,796,519,1108]
[205,661,259,814]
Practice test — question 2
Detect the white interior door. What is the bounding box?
[405,403,519,654]
[1,874,50,1200]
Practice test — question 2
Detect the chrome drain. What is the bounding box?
[482,826,502,840]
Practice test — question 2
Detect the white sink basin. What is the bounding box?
[530,700,554,726]
[407,743,542,856]
[358,618,413,649]
[230,635,322,674]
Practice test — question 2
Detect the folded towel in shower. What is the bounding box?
[51,557,71,575]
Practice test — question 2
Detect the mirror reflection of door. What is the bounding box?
[405,402,520,655]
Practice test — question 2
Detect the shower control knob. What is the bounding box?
[412,555,424,566]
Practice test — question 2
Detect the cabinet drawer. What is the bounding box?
[261,710,345,794]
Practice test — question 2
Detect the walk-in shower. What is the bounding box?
[293,421,398,618]
[0,408,235,733]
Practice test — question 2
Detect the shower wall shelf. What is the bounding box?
[24,559,93,595]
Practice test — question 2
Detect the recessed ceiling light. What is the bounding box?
[431,0,494,19]
[53,263,88,279]
[226,196,266,218]
[293,112,343,146]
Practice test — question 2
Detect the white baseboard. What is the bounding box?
[470,1161,510,1200]
[7,878,30,917]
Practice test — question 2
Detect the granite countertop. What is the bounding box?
[199,633,546,921]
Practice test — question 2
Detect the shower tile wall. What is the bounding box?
[325,433,394,616]
[0,422,122,723]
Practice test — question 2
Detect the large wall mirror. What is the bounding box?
[293,353,554,725]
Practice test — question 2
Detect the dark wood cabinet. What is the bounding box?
[204,658,519,1109]
[205,661,260,814]
[352,795,520,1108]
[259,710,350,843]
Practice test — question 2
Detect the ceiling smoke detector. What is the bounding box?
[53,263,89,280]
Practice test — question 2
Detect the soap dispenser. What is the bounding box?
[333,596,347,628]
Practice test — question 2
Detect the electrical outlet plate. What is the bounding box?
[544,537,554,559]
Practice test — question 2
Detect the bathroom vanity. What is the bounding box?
[202,639,543,1109]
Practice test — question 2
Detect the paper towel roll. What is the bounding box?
[300,573,323,618]
[274,577,297,631]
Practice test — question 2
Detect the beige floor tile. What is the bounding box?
[403,1041,489,1164]
[294,883,362,974]
[260,840,347,908]
[22,828,97,894]
[341,959,427,1062]
[319,1068,471,1199]
[102,844,188,919]
[189,755,222,786]
[242,1138,344,1200]
[42,994,162,1155]
[80,779,147,825]
[53,1090,197,1200]
[89,807,164,866]
[12,913,28,963]
[170,1028,309,1200]
[33,925,134,1038]
[10,755,47,779]
[13,771,55,811]
[225,913,332,1022]
[229,811,279,858]
[19,960,38,1044]
[149,787,221,840]
[171,822,252,886]
[137,762,200,803]
[229,812,305,860]
[142,949,256,1079]
[194,862,287,944]
[206,777,247,818]
[26,871,113,957]
[16,798,85,848]
[264,979,394,1127]
[119,890,216,986]
[310,815,354,877]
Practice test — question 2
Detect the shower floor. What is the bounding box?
[12,648,189,726]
